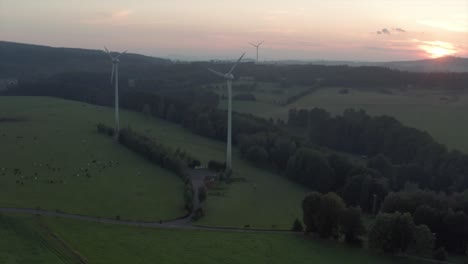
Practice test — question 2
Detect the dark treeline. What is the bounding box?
[381,189,468,254]
[97,123,198,213]
[121,89,278,144]
[289,108,468,191]
[235,64,468,90]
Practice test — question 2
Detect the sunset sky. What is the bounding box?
[1,0,467,61]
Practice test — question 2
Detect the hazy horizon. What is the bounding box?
[1,0,467,61]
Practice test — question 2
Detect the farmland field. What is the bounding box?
[0,214,431,264]
[0,97,185,221]
[217,84,468,153]
[0,96,308,229]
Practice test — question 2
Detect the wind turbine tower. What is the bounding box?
[208,52,245,171]
[249,41,263,62]
[104,47,127,139]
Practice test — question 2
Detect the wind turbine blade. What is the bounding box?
[104,46,114,59]
[228,52,246,74]
[258,40,264,46]
[208,68,226,78]
[116,50,128,59]
[249,43,257,47]
[111,64,115,84]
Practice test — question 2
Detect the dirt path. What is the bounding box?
[0,207,294,234]
[0,169,292,234]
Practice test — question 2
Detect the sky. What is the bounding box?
[1,0,467,61]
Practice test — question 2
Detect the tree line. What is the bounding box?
[302,189,467,259]
[97,123,199,213]
[289,108,468,191]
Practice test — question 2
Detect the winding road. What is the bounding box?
[0,207,292,234]
[0,168,292,234]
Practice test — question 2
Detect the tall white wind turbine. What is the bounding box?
[249,41,263,62]
[104,47,127,139]
[208,52,246,171]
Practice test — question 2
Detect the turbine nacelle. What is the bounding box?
[224,73,234,80]
[208,52,245,81]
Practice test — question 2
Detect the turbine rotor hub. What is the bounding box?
[225,73,234,80]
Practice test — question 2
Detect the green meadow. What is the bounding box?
[0,214,431,264]
[217,84,468,153]
[0,96,307,229]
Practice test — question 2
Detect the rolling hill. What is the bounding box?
[0,41,171,78]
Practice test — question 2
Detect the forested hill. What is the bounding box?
[0,41,171,78]
[382,56,468,73]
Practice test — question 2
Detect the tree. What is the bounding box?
[198,186,207,203]
[367,154,394,180]
[245,145,268,165]
[433,247,447,261]
[412,225,435,257]
[413,205,441,232]
[286,148,336,192]
[342,173,388,213]
[328,154,355,189]
[369,212,415,254]
[291,218,303,232]
[315,192,346,238]
[208,160,225,172]
[339,207,365,244]
[302,192,321,233]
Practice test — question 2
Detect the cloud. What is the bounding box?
[376,28,391,35]
[376,27,406,35]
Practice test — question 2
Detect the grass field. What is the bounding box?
[207,81,310,105]
[0,97,185,221]
[0,96,308,229]
[0,214,428,264]
[0,214,64,264]
[219,86,468,153]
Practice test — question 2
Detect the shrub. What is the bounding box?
[245,145,268,165]
[198,186,207,203]
[184,184,194,213]
[291,218,303,232]
[412,225,434,257]
[302,192,345,238]
[339,207,365,244]
[433,247,447,261]
[369,212,415,254]
[208,160,225,172]
[192,207,204,221]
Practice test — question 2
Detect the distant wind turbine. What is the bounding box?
[208,52,246,171]
[249,41,264,62]
[104,46,127,139]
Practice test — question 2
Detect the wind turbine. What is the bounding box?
[208,52,245,171]
[104,47,127,139]
[249,41,263,62]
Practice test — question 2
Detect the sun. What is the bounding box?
[418,41,457,58]
[424,46,455,58]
